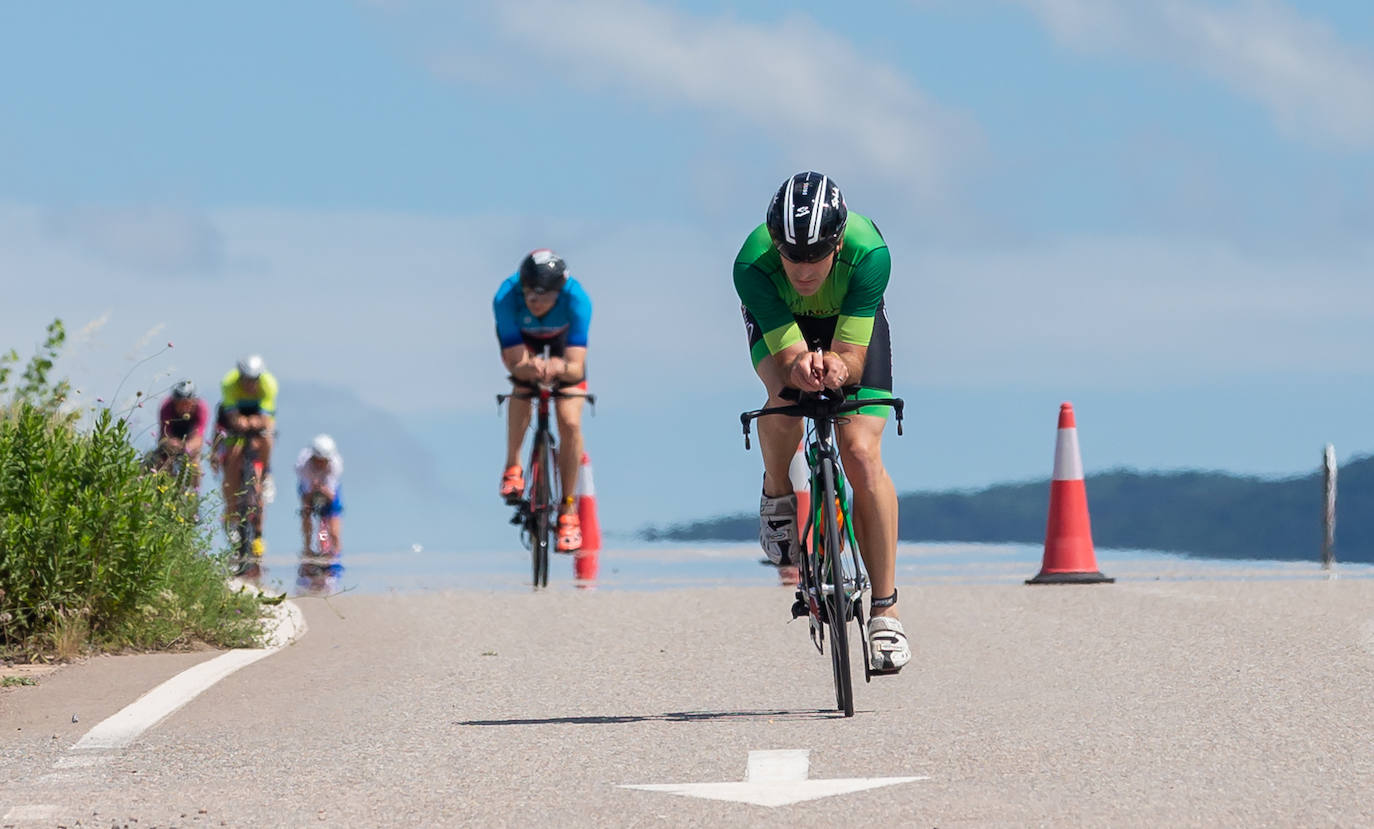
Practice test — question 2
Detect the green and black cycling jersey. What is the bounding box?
[734,212,894,410]
[734,212,889,359]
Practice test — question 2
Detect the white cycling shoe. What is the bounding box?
[758,491,798,566]
[868,616,911,673]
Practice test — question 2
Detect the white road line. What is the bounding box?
[3,804,61,820]
[35,772,82,785]
[53,755,111,769]
[71,591,305,751]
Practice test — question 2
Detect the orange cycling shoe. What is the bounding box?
[500,466,524,502]
[556,513,582,553]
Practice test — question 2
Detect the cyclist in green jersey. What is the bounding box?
[734,171,909,673]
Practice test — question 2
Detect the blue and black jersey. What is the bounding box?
[493,274,592,353]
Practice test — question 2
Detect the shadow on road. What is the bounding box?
[458,708,843,726]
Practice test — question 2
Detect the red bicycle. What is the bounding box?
[497,376,595,588]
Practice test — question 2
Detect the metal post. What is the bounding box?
[1321,444,1337,570]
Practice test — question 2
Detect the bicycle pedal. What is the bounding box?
[790,599,807,619]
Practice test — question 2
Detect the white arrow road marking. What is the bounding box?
[71,587,304,751]
[621,749,928,808]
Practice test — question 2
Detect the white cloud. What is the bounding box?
[43,205,226,275]
[896,235,1374,389]
[8,199,1374,425]
[1012,0,1374,148]
[0,203,756,416]
[391,0,977,197]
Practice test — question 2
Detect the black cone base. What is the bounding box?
[1026,571,1114,585]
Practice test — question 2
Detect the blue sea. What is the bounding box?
[254,540,1373,596]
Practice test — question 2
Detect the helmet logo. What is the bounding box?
[794,206,810,217]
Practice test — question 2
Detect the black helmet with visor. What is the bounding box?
[765,171,848,263]
[518,249,568,295]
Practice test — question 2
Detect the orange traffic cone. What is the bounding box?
[574,452,600,580]
[788,440,810,533]
[1027,403,1113,584]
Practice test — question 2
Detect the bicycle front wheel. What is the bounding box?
[820,457,854,717]
[529,432,553,588]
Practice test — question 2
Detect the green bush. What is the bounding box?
[0,321,263,659]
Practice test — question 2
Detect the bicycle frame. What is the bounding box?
[224,424,268,575]
[296,492,341,595]
[496,356,596,588]
[306,492,336,557]
[740,383,904,716]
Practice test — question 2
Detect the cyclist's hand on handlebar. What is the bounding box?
[541,356,568,384]
[527,356,548,383]
[788,351,826,392]
[819,351,850,390]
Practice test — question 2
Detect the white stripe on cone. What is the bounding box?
[788,442,810,493]
[576,452,595,497]
[1053,428,1084,481]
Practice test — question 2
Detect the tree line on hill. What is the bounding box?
[642,456,1373,564]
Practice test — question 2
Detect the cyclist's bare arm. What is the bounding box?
[554,346,587,385]
[226,410,272,433]
[501,344,542,384]
[828,342,868,389]
[772,342,825,392]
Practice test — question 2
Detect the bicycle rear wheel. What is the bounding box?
[529,432,553,588]
[820,457,854,717]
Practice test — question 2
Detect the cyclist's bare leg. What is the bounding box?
[247,440,266,535]
[838,414,899,619]
[753,357,804,497]
[238,413,275,470]
[504,394,532,469]
[221,441,245,526]
[554,395,585,515]
[299,496,313,552]
[328,516,342,552]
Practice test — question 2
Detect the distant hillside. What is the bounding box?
[642,456,1374,563]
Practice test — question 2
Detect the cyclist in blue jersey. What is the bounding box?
[493,249,592,552]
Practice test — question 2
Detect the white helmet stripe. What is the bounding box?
[807,175,827,245]
[782,175,797,244]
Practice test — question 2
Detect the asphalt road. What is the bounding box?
[3,574,1373,827]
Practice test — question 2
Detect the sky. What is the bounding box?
[3,0,1373,550]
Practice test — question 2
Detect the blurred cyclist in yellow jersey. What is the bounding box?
[217,354,279,556]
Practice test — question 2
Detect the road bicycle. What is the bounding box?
[303,491,337,558]
[496,362,595,588]
[224,425,268,578]
[740,383,904,717]
[296,492,342,595]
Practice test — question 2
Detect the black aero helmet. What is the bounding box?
[518,249,568,294]
[766,171,848,263]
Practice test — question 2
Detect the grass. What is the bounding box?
[0,320,268,662]
[1,675,38,687]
